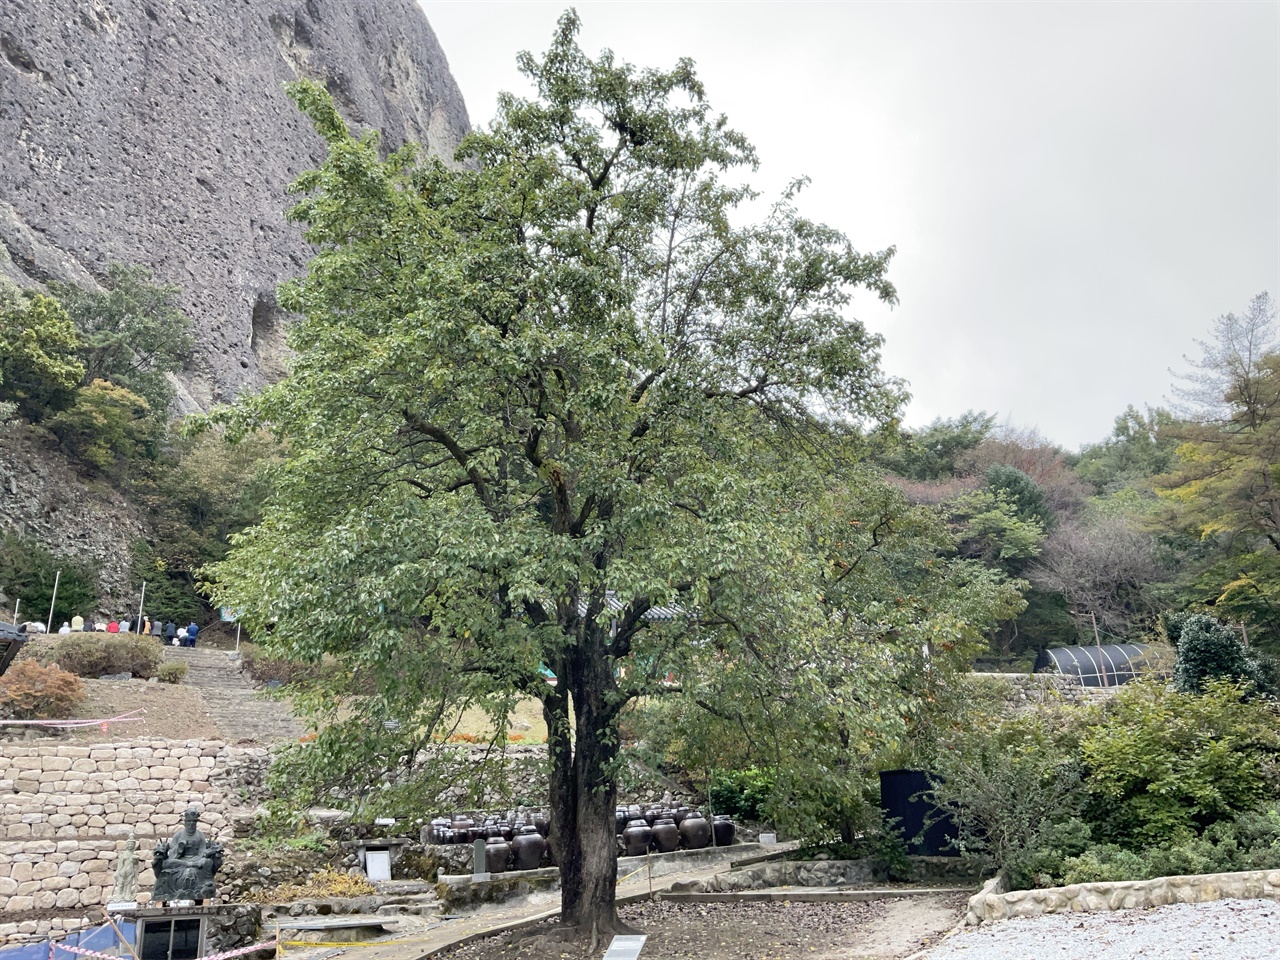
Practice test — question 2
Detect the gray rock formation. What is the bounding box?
[0,0,470,410]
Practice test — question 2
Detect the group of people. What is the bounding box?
[55,616,201,646]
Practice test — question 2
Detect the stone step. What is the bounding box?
[162,644,303,744]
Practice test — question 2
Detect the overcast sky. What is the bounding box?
[420,1,1278,450]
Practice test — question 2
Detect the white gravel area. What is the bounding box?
[920,899,1280,960]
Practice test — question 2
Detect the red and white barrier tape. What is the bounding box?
[3,709,146,730]
[52,939,277,960]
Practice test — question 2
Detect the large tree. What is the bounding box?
[1157,293,1280,646]
[208,16,909,935]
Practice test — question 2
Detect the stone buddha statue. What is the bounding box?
[152,805,223,904]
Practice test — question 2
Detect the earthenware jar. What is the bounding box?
[622,818,652,857]
[484,836,510,873]
[534,811,551,838]
[651,817,679,854]
[498,821,514,842]
[627,804,643,821]
[452,816,474,842]
[713,815,737,847]
[673,805,691,826]
[679,811,711,849]
[512,825,546,871]
[615,808,628,835]
[643,806,659,827]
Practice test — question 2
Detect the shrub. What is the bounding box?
[0,661,86,719]
[1173,614,1259,693]
[928,710,1086,885]
[1080,679,1280,847]
[709,767,775,821]
[156,661,187,684]
[40,632,162,679]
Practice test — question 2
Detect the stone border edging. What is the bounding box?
[966,868,1280,924]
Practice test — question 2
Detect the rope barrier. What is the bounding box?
[3,709,147,728]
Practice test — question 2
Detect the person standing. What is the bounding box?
[186,622,199,646]
[164,621,178,643]
[107,620,120,633]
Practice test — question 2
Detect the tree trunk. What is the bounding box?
[542,629,630,937]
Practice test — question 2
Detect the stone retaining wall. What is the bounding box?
[966,673,1118,708]
[966,869,1280,924]
[0,738,268,914]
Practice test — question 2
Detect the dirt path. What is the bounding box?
[822,894,968,959]
[437,896,969,960]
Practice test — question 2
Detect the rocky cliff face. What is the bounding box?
[0,0,470,411]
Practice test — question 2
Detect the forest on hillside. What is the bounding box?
[2,270,1278,663]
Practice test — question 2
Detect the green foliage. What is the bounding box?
[709,768,775,821]
[984,464,1056,532]
[889,410,995,481]
[130,542,203,625]
[1155,294,1280,652]
[1080,679,1280,846]
[156,661,188,684]
[0,285,84,421]
[948,489,1045,568]
[928,710,1086,884]
[0,660,86,720]
[36,632,162,679]
[51,264,194,414]
[1059,807,1280,883]
[0,534,98,626]
[48,379,158,471]
[1173,614,1260,693]
[1074,406,1178,495]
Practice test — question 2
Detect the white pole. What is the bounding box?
[11,599,18,626]
[136,581,147,633]
[46,571,61,633]
[235,622,241,653]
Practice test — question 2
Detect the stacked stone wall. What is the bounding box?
[966,672,1119,710]
[0,738,267,915]
[966,868,1280,923]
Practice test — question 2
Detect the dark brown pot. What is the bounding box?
[679,811,712,850]
[511,826,546,871]
[484,837,510,874]
[651,818,679,853]
[622,818,652,857]
[534,812,551,838]
[713,816,737,846]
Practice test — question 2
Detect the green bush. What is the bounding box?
[1173,614,1259,693]
[709,767,775,821]
[156,661,187,684]
[1080,679,1280,847]
[37,632,162,679]
[928,710,1086,884]
[1058,808,1280,883]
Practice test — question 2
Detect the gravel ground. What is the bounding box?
[922,899,1280,960]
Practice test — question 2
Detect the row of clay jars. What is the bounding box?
[621,811,718,856]
[436,812,550,844]
[615,804,702,835]
[482,826,549,873]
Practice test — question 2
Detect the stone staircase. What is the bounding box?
[163,645,304,744]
